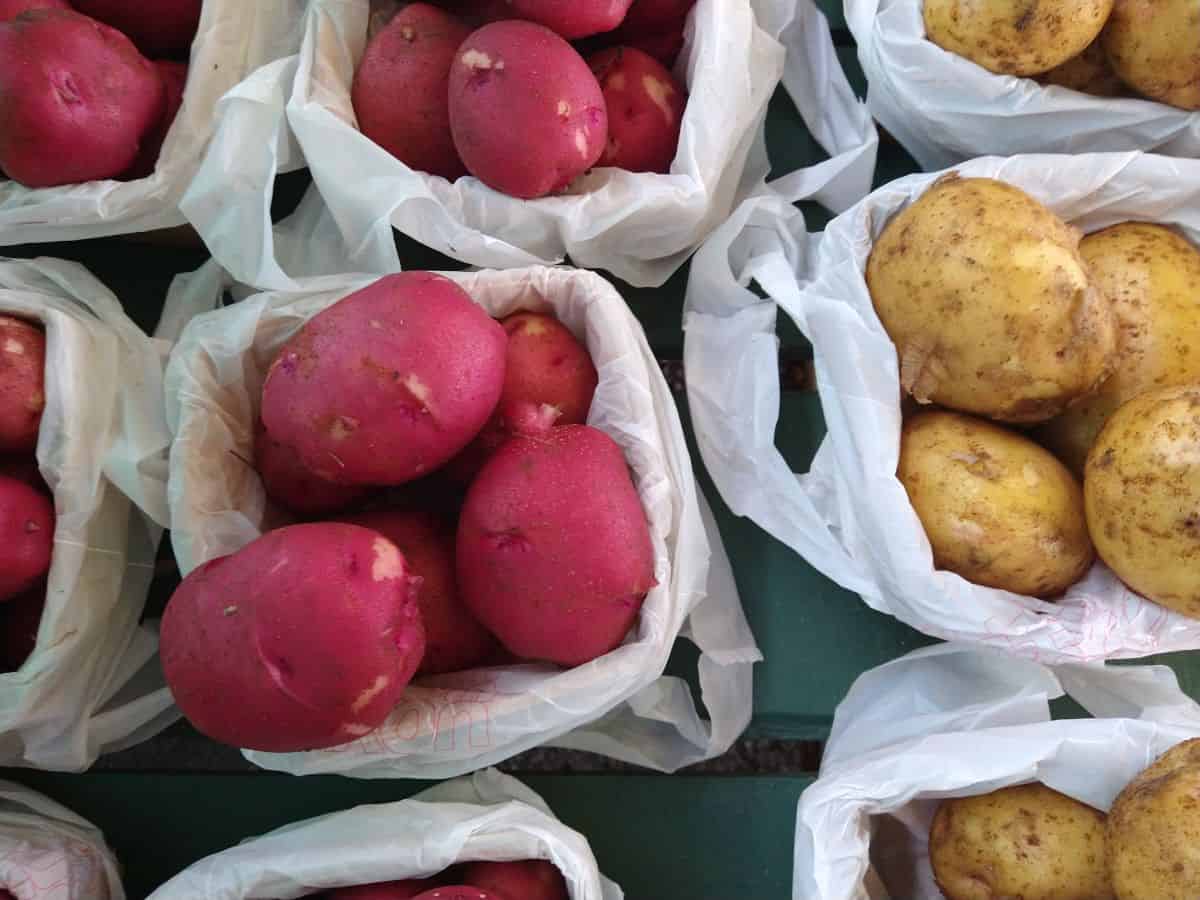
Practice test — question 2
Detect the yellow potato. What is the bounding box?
[1108,739,1200,899]
[899,409,1093,596]
[1040,38,1128,96]
[930,783,1114,900]
[1085,383,1200,619]
[924,0,1114,76]
[867,176,1117,424]
[1038,223,1200,473]
[1103,0,1200,110]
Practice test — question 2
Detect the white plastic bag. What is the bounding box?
[685,151,1200,663]
[0,780,124,900]
[0,0,305,245]
[244,0,877,291]
[148,769,621,900]
[844,0,1200,169]
[162,260,759,777]
[794,643,1200,899]
[0,258,178,771]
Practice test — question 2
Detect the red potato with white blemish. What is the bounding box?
[589,46,686,173]
[448,21,609,199]
[160,523,426,752]
[254,419,368,517]
[260,272,506,487]
[457,424,656,667]
[0,317,44,454]
[459,860,569,900]
[352,4,470,180]
[505,0,634,38]
[0,0,68,21]
[0,475,53,602]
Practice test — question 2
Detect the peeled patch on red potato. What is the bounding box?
[123,60,188,181]
[71,0,202,58]
[328,880,441,900]
[161,523,426,752]
[0,0,68,21]
[0,581,44,672]
[339,509,496,676]
[460,860,569,900]
[506,0,634,38]
[458,424,655,667]
[0,317,44,454]
[254,419,367,517]
[352,4,470,180]
[590,47,686,173]
[0,476,52,602]
[448,21,608,199]
[260,272,506,487]
[0,10,165,188]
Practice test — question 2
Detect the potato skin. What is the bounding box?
[899,410,1093,596]
[1085,384,1200,619]
[0,476,53,602]
[924,0,1114,76]
[867,176,1117,424]
[589,46,686,174]
[506,0,635,39]
[0,317,45,455]
[1103,0,1200,110]
[448,21,608,199]
[0,0,68,21]
[1040,38,1128,96]
[71,0,201,58]
[1039,224,1200,473]
[459,861,568,900]
[260,272,506,487]
[253,419,367,517]
[930,784,1113,900]
[160,524,426,752]
[1108,739,1200,899]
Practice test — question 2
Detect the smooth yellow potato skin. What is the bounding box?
[867,176,1117,424]
[1103,0,1200,110]
[1108,739,1200,899]
[1039,224,1200,473]
[924,0,1114,76]
[930,783,1114,900]
[1040,38,1128,96]
[899,409,1093,596]
[1085,384,1200,619]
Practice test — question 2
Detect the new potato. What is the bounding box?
[899,410,1093,596]
[867,176,1117,423]
[930,784,1113,900]
[1103,0,1200,110]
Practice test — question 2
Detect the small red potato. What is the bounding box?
[260,272,506,487]
[253,419,368,518]
[457,424,655,667]
[621,0,695,31]
[328,880,441,900]
[0,476,52,603]
[160,523,426,752]
[0,9,165,188]
[123,60,188,180]
[0,0,68,21]
[70,0,202,58]
[339,509,497,676]
[506,0,634,38]
[589,46,685,173]
[460,860,569,900]
[352,4,470,181]
[448,21,609,199]
[0,317,44,454]
[0,581,44,672]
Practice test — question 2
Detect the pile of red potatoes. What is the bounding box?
[161,271,657,755]
[304,858,568,900]
[0,0,199,187]
[352,0,695,197]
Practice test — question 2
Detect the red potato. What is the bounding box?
[413,890,503,900]
[0,476,53,602]
[0,10,165,188]
[506,0,634,38]
[70,0,202,58]
[328,880,441,900]
[460,860,568,900]
[0,0,68,21]
[448,21,609,199]
[0,456,46,494]
[352,4,470,181]
[253,419,368,518]
[0,317,44,454]
[589,47,686,173]
[339,509,497,676]
[260,272,506,487]
[457,424,655,667]
[160,523,426,752]
[123,60,188,180]
[0,582,43,672]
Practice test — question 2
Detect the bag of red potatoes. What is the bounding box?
[161,259,757,777]
[0,0,305,246]
[0,258,177,771]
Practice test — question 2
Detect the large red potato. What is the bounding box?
[0,10,165,188]
[457,424,655,667]
[254,419,367,517]
[160,523,426,752]
[589,46,686,173]
[328,880,441,899]
[0,317,45,454]
[0,582,44,672]
[123,60,188,180]
[448,21,608,199]
[505,0,634,38]
[339,509,496,676]
[352,4,469,180]
[0,0,67,21]
[460,860,569,900]
[0,476,53,602]
[260,273,506,487]
[70,0,202,58]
